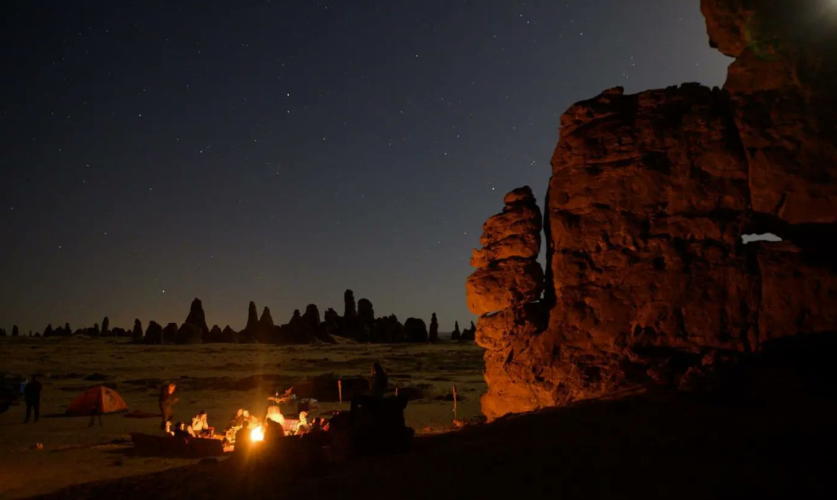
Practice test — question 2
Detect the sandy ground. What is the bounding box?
[24,389,837,500]
[0,337,485,500]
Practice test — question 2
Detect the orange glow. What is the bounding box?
[250,425,264,442]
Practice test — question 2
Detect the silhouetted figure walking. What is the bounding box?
[158,383,178,429]
[23,375,42,423]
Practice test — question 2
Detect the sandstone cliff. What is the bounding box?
[470,0,837,421]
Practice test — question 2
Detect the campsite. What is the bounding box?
[0,337,484,499]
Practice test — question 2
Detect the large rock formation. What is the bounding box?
[471,0,837,421]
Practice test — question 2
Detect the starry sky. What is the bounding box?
[0,1,730,334]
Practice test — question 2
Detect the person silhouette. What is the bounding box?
[23,375,42,423]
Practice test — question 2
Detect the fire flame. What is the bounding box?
[250,425,264,442]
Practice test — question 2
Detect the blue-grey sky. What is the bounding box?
[0,1,729,333]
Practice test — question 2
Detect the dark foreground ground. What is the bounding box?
[28,386,837,500]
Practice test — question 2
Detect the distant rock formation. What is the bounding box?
[253,306,275,343]
[220,325,238,343]
[131,319,142,340]
[344,290,357,318]
[471,0,837,421]
[175,298,208,344]
[461,321,476,342]
[301,304,322,342]
[144,321,163,344]
[206,325,222,343]
[429,313,439,342]
[102,317,110,337]
[451,321,461,341]
[162,323,178,344]
[12,325,19,337]
[43,324,53,337]
[357,298,375,341]
[404,317,428,343]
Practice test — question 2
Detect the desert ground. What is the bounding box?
[0,336,484,500]
[22,389,837,500]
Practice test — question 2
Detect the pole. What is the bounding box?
[338,379,342,405]
[452,385,458,421]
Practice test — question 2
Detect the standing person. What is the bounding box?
[158,383,178,430]
[88,395,103,427]
[23,375,42,423]
[370,362,388,399]
[350,361,388,422]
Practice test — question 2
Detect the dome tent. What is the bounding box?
[66,386,128,415]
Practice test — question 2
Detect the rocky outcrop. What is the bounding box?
[102,317,110,337]
[131,319,142,341]
[461,321,476,342]
[144,321,163,344]
[221,325,238,343]
[701,0,837,224]
[451,321,461,341]
[467,187,544,316]
[471,0,837,421]
[404,318,428,343]
[176,298,208,344]
[162,323,178,344]
[344,290,357,318]
[358,298,375,341]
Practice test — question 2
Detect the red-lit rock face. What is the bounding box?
[471,0,837,421]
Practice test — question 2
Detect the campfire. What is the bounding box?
[250,425,265,442]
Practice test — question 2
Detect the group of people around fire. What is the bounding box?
[156,361,389,451]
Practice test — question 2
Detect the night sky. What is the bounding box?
[0,1,729,334]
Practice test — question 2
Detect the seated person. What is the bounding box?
[294,411,311,435]
[234,420,251,453]
[191,410,214,437]
[173,422,191,438]
[228,408,245,429]
[263,418,285,442]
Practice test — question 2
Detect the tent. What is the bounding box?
[66,386,128,415]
